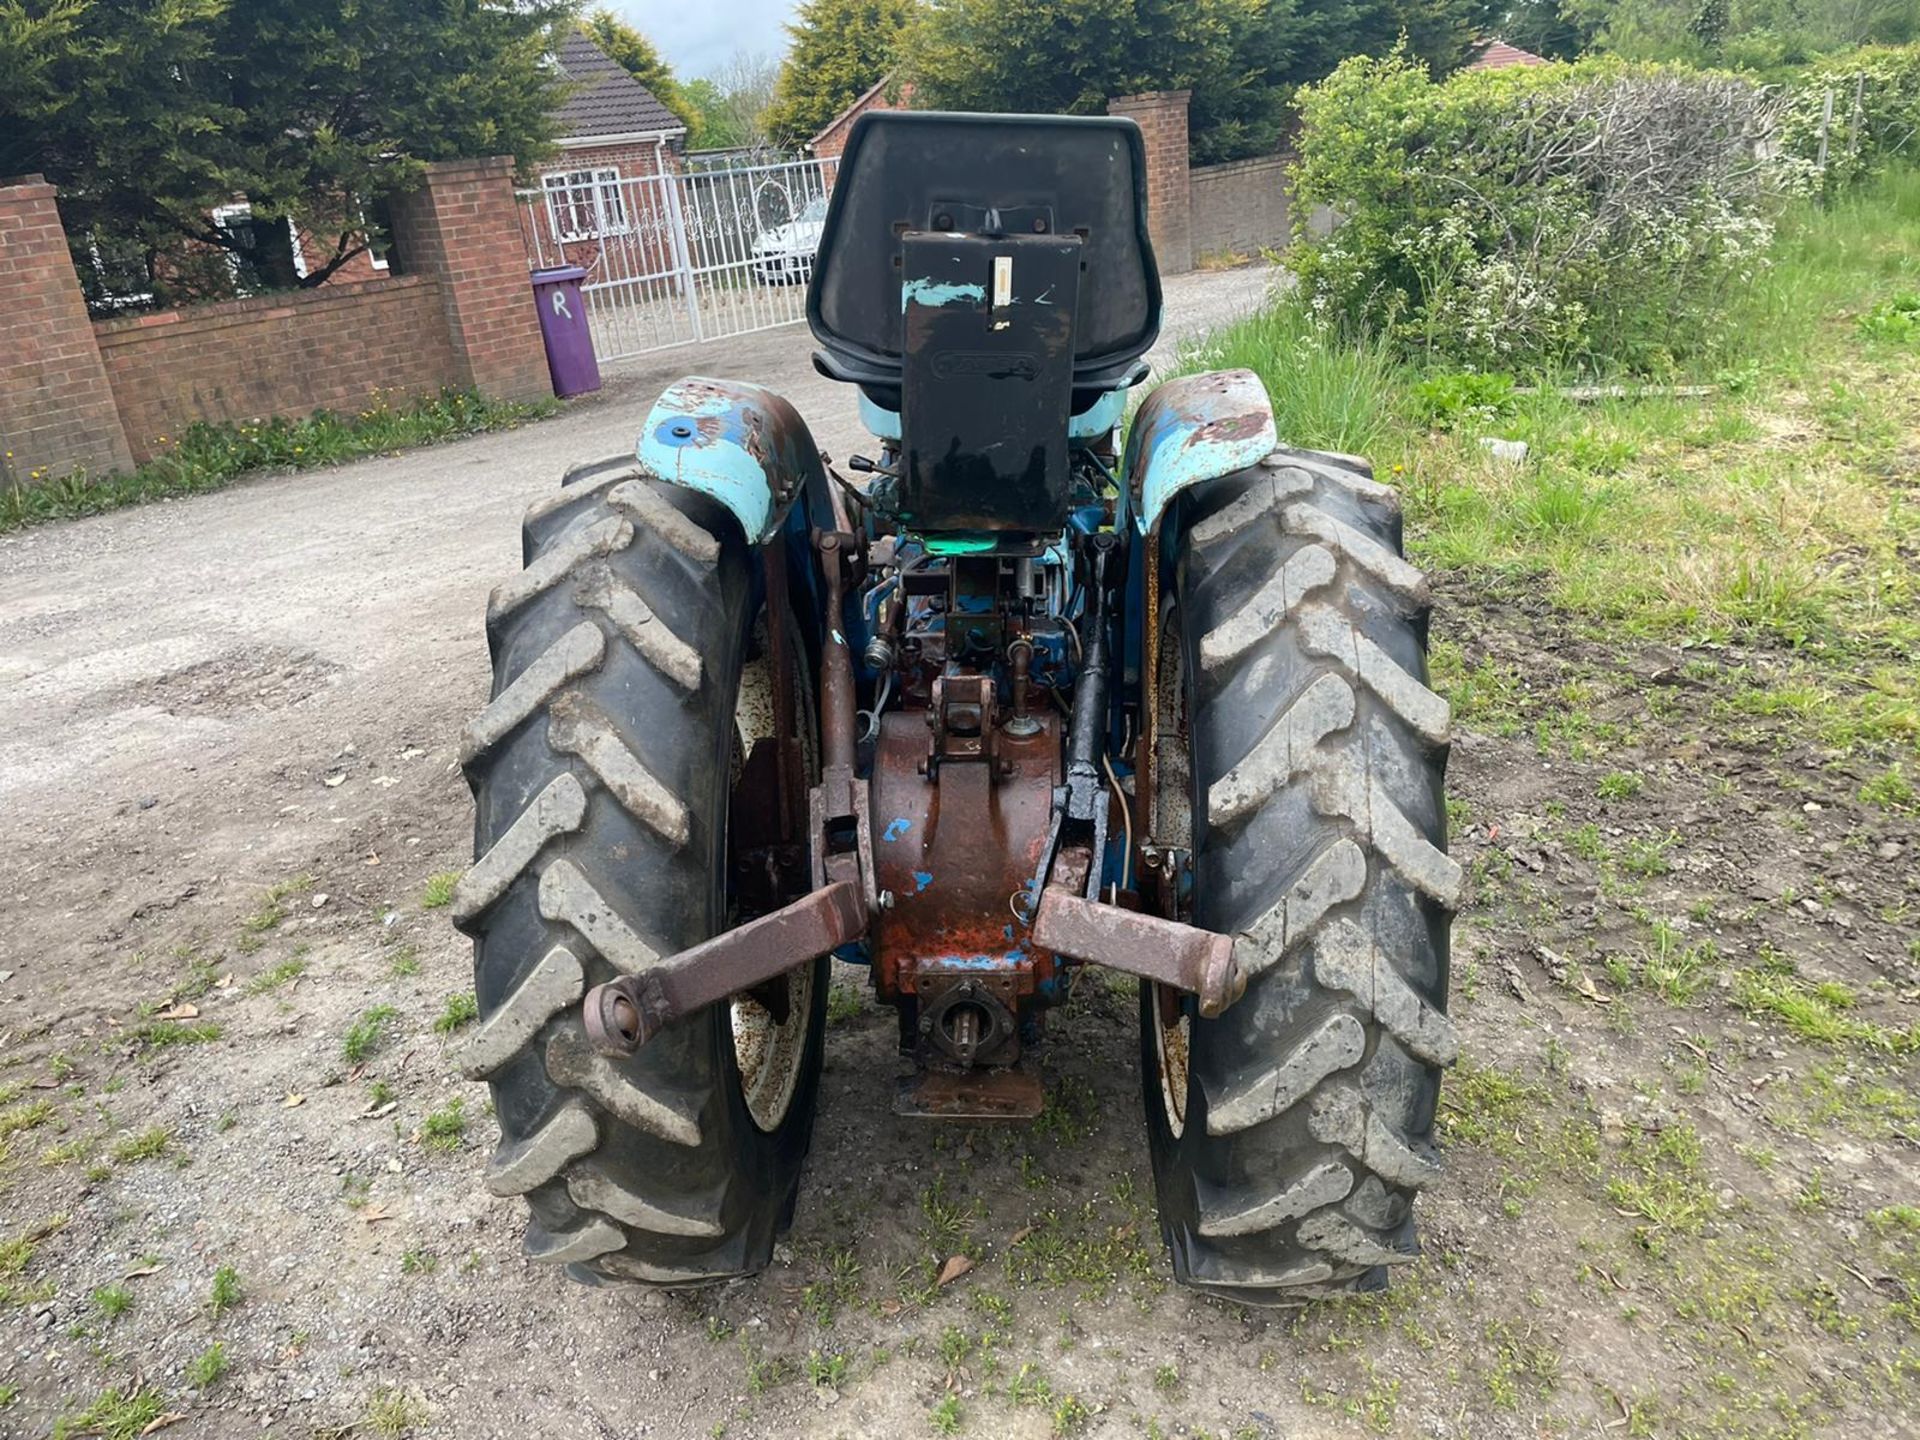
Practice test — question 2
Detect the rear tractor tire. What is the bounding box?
[1143,448,1461,1303]
[452,457,826,1286]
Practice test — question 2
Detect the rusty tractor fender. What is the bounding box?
[1121,368,1277,536]
[635,376,829,546]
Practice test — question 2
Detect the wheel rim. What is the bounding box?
[728,629,815,1133]
[1150,601,1193,1138]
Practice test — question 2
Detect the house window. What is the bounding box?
[542,167,628,242]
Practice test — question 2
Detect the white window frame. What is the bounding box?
[210,201,309,288]
[542,166,629,243]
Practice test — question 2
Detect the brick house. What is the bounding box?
[808,75,915,163]
[518,31,690,273]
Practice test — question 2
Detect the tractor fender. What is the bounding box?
[1123,369,1277,535]
[635,377,827,546]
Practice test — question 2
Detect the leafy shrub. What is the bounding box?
[1289,52,1788,372]
[1857,293,1920,341]
[1777,45,1920,195]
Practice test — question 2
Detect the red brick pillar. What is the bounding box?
[387,157,552,404]
[1107,91,1193,277]
[0,176,134,485]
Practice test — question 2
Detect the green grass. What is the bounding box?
[186,1341,228,1388]
[110,1128,170,1163]
[1191,167,1920,760]
[433,992,478,1034]
[51,1387,165,1440]
[3,389,556,536]
[132,1019,223,1049]
[209,1264,242,1318]
[364,1386,426,1438]
[1734,970,1919,1052]
[246,957,308,994]
[0,1099,53,1139]
[422,1099,467,1151]
[91,1283,133,1320]
[342,1004,399,1063]
[420,870,461,909]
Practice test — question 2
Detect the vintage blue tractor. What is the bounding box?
[453,112,1459,1302]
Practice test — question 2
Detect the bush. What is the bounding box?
[1288,52,1788,372]
[1778,44,1920,195]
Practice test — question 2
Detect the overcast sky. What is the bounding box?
[617,0,799,79]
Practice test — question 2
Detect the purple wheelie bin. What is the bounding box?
[530,265,601,397]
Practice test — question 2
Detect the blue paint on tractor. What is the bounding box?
[902,278,986,312]
[634,377,827,545]
[913,870,933,893]
[882,817,912,843]
[1123,368,1277,535]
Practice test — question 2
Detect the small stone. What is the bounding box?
[1803,801,1823,813]
[1478,437,1529,463]
[311,893,329,908]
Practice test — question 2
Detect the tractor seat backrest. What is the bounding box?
[806,111,1163,397]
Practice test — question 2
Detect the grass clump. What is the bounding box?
[420,870,461,909]
[91,1283,133,1319]
[209,1264,242,1317]
[186,1341,228,1388]
[3,390,556,537]
[422,1099,467,1151]
[133,1019,222,1049]
[50,1387,165,1440]
[433,992,478,1034]
[342,1004,399,1063]
[363,1386,426,1438]
[247,957,308,994]
[1734,970,1918,1053]
[110,1128,170,1163]
[0,1099,53,1139]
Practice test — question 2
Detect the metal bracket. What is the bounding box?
[583,881,868,1057]
[1031,886,1244,1017]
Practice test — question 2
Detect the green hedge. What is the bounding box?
[1777,45,1920,195]
[1287,52,1784,373]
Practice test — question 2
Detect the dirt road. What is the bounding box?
[2,259,1916,1440]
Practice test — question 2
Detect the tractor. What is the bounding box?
[452,112,1459,1303]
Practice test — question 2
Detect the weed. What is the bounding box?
[804,1350,849,1388]
[433,992,478,1034]
[421,871,461,909]
[186,1341,228,1387]
[111,1128,169,1163]
[242,873,313,935]
[0,1099,54,1140]
[50,1387,164,1440]
[91,1284,133,1320]
[930,1393,963,1434]
[388,946,421,979]
[364,1386,427,1438]
[342,1004,399,1063]
[1598,771,1643,801]
[826,982,864,1024]
[422,1099,467,1151]
[209,1264,242,1317]
[1861,764,1916,812]
[133,1019,222,1049]
[367,1080,397,1107]
[247,958,307,994]
[2,391,554,538]
[401,1246,437,1276]
[1735,970,1917,1052]
[1153,1363,1180,1394]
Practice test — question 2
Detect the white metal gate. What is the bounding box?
[519,155,839,364]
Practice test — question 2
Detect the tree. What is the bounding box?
[3,0,570,304]
[580,8,700,133]
[685,52,782,150]
[898,0,1485,163]
[763,0,916,147]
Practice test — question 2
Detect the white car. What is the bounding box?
[752,196,829,284]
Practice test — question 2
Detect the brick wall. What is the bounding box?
[92,275,456,464]
[389,157,550,405]
[1190,154,1292,262]
[1107,91,1192,277]
[0,176,133,484]
[0,158,552,489]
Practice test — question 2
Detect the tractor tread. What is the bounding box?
[1148,446,1456,1302]
[457,463,826,1287]
[609,479,721,563]
[460,622,604,764]
[451,777,588,926]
